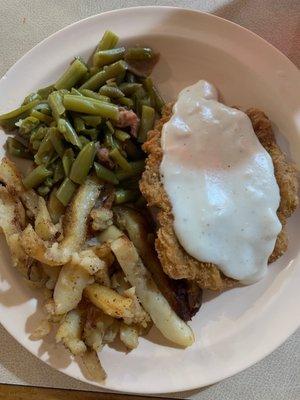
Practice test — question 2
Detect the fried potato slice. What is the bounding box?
[84,283,133,319]
[111,236,194,347]
[56,309,87,355]
[35,197,59,241]
[119,323,139,350]
[81,350,107,382]
[0,157,39,218]
[21,178,101,265]
[0,186,31,276]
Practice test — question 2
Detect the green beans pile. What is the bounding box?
[0,31,165,207]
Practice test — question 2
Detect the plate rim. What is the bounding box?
[0,6,299,394]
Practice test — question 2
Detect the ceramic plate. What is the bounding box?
[0,6,299,394]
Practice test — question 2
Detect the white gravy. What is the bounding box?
[160,80,281,284]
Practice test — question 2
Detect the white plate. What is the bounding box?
[0,6,299,395]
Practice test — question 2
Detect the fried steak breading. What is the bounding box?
[140,105,298,291]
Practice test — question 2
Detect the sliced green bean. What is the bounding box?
[119,82,142,96]
[30,126,47,143]
[53,160,65,183]
[125,47,153,61]
[34,102,52,116]
[93,47,125,67]
[0,99,40,122]
[152,85,165,113]
[115,160,145,180]
[94,162,119,184]
[99,85,125,98]
[78,89,110,102]
[70,142,96,184]
[6,137,31,159]
[79,135,90,147]
[73,116,85,132]
[56,177,77,206]
[32,140,41,151]
[63,95,119,120]
[18,116,40,135]
[89,66,100,76]
[23,93,42,105]
[44,176,54,188]
[109,148,132,172]
[31,109,53,124]
[34,132,55,165]
[106,120,114,134]
[114,188,138,204]
[37,85,54,99]
[81,128,99,141]
[96,30,119,52]
[58,118,82,148]
[37,185,50,197]
[62,148,75,176]
[55,58,88,90]
[79,60,127,91]
[48,187,66,223]
[117,97,134,108]
[80,115,102,127]
[23,165,52,189]
[49,128,65,157]
[71,88,83,96]
[114,129,130,142]
[138,105,155,143]
[104,131,117,150]
[48,91,65,121]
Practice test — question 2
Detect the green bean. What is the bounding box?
[125,47,153,61]
[79,135,90,147]
[48,187,66,223]
[73,116,85,132]
[106,120,114,134]
[99,85,125,99]
[62,148,75,176]
[23,93,42,105]
[79,60,127,91]
[131,86,147,113]
[93,47,125,67]
[117,97,134,108]
[114,188,138,204]
[109,148,132,172]
[152,85,165,113]
[115,160,145,180]
[71,88,83,96]
[119,82,142,96]
[34,102,52,115]
[114,129,130,142]
[55,58,88,90]
[23,165,52,189]
[37,85,54,99]
[138,105,155,143]
[89,66,100,76]
[58,118,82,148]
[70,142,96,184]
[30,126,47,142]
[49,128,65,157]
[53,160,65,183]
[32,140,41,151]
[18,116,40,135]
[48,91,65,121]
[6,137,31,159]
[104,131,117,150]
[44,176,54,188]
[0,99,40,123]
[63,95,119,120]
[80,115,102,127]
[37,185,50,197]
[94,162,119,184]
[31,109,53,124]
[78,89,110,102]
[81,128,99,141]
[34,132,55,165]
[56,177,77,206]
[137,96,152,116]
[96,30,119,52]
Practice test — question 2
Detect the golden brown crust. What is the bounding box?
[140,105,298,291]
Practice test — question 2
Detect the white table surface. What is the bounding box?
[0,1,299,399]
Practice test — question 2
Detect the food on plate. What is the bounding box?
[0,26,298,383]
[0,30,199,382]
[140,80,298,290]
